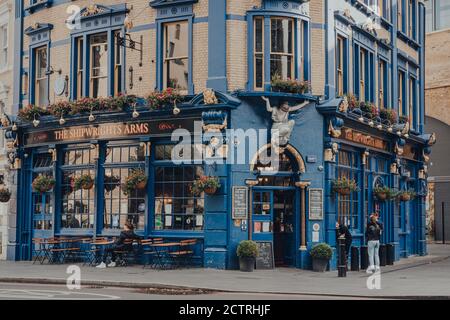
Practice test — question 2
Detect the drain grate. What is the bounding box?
[135,287,213,295]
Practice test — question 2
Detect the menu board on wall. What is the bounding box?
[309,188,324,220]
[232,186,248,219]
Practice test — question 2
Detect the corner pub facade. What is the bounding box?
[0,0,436,270]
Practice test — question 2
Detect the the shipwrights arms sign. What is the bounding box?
[25,117,199,146]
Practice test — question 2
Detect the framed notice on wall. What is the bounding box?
[232,186,248,219]
[309,188,323,220]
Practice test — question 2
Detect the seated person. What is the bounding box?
[97,222,141,268]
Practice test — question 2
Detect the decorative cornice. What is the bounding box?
[149,0,198,9]
[24,23,53,36]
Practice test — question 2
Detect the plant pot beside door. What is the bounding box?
[236,240,259,272]
[310,243,333,272]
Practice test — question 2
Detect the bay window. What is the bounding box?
[270,18,294,80]
[251,15,309,91]
[163,21,189,94]
[254,17,264,90]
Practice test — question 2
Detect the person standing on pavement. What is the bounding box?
[336,222,352,267]
[365,214,382,273]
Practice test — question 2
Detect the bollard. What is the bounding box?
[337,237,347,277]
[386,243,395,265]
[350,246,360,271]
[360,245,369,270]
[379,244,387,266]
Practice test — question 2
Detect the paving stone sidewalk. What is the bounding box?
[1,244,449,298]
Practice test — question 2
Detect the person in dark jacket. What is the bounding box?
[336,222,353,265]
[97,222,141,268]
[365,214,382,273]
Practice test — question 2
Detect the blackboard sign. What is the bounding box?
[309,188,323,220]
[232,186,248,219]
[255,241,274,269]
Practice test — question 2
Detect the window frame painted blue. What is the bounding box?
[70,27,125,100]
[353,41,375,103]
[247,10,311,92]
[150,140,205,235]
[155,15,194,95]
[335,31,349,96]
[378,55,389,108]
[28,42,50,107]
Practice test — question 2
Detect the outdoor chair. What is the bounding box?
[168,239,197,268]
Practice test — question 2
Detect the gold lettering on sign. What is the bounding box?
[339,127,388,151]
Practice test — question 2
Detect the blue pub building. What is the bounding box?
[1,0,435,269]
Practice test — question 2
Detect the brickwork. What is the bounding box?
[425,29,450,126]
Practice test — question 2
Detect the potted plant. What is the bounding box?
[345,93,359,110]
[32,175,56,193]
[104,175,121,193]
[310,243,333,272]
[332,177,359,196]
[123,169,148,195]
[0,187,11,203]
[236,240,259,272]
[397,189,416,202]
[191,176,221,195]
[379,107,397,124]
[373,186,394,201]
[74,174,94,190]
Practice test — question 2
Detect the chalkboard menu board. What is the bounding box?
[232,186,248,219]
[309,188,323,220]
[255,242,274,269]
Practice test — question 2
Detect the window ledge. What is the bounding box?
[235,90,319,104]
[397,31,420,49]
[24,0,53,14]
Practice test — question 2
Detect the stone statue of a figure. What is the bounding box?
[262,96,308,147]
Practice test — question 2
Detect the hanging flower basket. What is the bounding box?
[374,186,395,201]
[332,177,359,196]
[74,174,94,190]
[0,187,11,203]
[397,189,416,202]
[146,88,183,110]
[32,175,56,193]
[123,169,148,195]
[104,175,121,193]
[191,176,221,196]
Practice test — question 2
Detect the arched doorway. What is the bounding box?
[250,144,305,267]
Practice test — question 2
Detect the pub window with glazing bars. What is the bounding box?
[154,145,204,231]
[337,150,360,230]
[60,147,96,229]
[103,143,146,231]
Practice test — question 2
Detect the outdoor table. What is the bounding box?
[148,242,181,269]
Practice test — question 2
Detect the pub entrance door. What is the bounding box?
[252,187,298,267]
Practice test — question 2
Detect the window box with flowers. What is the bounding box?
[32,175,56,193]
[271,75,310,95]
[332,177,359,196]
[191,176,221,196]
[146,88,183,110]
